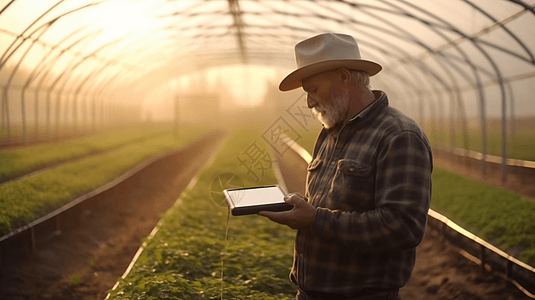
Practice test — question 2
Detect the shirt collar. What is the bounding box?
[347,90,387,124]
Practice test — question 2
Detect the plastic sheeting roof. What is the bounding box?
[1,0,535,132]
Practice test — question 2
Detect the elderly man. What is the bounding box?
[259,33,433,300]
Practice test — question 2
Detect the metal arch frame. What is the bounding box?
[343,0,485,159]
[0,1,16,15]
[68,26,172,127]
[405,1,533,139]
[0,0,360,125]
[0,0,66,67]
[24,2,235,134]
[0,0,532,170]
[40,28,156,132]
[392,1,533,175]
[238,11,468,155]
[60,29,168,119]
[2,2,532,83]
[247,0,533,178]
[240,3,510,87]
[303,0,530,179]
[2,21,54,143]
[237,3,474,154]
[0,0,105,68]
[21,26,96,138]
[1,14,104,142]
[228,0,247,64]
[381,0,524,180]
[360,0,489,169]
[311,1,473,152]
[508,0,535,14]
[0,0,129,141]
[124,49,294,97]
[133,0,528,162]
[0,1,193,136]
[34,29,106,138]
[462,0,535,172]
[0,0,177,139]
[45,36,133,134]
[286,0,532,157]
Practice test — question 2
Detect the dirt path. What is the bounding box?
[0,131,226,300]
[275,147,532,300]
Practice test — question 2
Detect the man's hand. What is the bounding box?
[258,193,315,229]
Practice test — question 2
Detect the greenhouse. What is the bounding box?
[1,0,534,299]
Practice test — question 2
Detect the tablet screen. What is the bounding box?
[225,185,286,208]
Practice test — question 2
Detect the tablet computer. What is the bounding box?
[223,185,292,216]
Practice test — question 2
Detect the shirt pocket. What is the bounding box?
[331,159,375,212]
[305,158,323,197]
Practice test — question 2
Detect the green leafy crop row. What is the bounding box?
[0,124,173,181]
[431,166,535,265]
[426,128,535,162]
[0,126,208,234]
[107,128,297,300]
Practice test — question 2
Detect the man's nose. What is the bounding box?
[306,94,317,108]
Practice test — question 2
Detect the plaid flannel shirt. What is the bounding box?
[291,91,433,297]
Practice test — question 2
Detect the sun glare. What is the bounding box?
[177,65,281,108]
[85,0,163,46]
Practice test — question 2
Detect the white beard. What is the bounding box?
[312,90,349,129]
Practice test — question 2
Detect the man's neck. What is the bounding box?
[345,88,376,123]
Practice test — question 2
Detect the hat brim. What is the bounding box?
[279,59,382,91]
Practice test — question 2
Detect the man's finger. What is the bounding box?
[284,196,295,204]
[258,210,289,225]
[285,195,305,207]
[258,211,270,217]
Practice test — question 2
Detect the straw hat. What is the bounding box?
[279,33,382,91]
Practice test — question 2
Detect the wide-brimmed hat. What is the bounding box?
[279,33,382,91]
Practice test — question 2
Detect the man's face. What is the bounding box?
[302,71,349,129]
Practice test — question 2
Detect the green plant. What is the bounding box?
[431,166,535,264]
[107,128,296,299]
[70,272,81,287]
[425,125,535,161]
[0,126,209,234]
[0,124,174,181]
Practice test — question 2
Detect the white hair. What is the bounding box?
[349,69,371,90]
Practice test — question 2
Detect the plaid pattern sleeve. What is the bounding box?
[290,91,433,296]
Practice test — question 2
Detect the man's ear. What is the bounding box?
[336,68,352,85]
